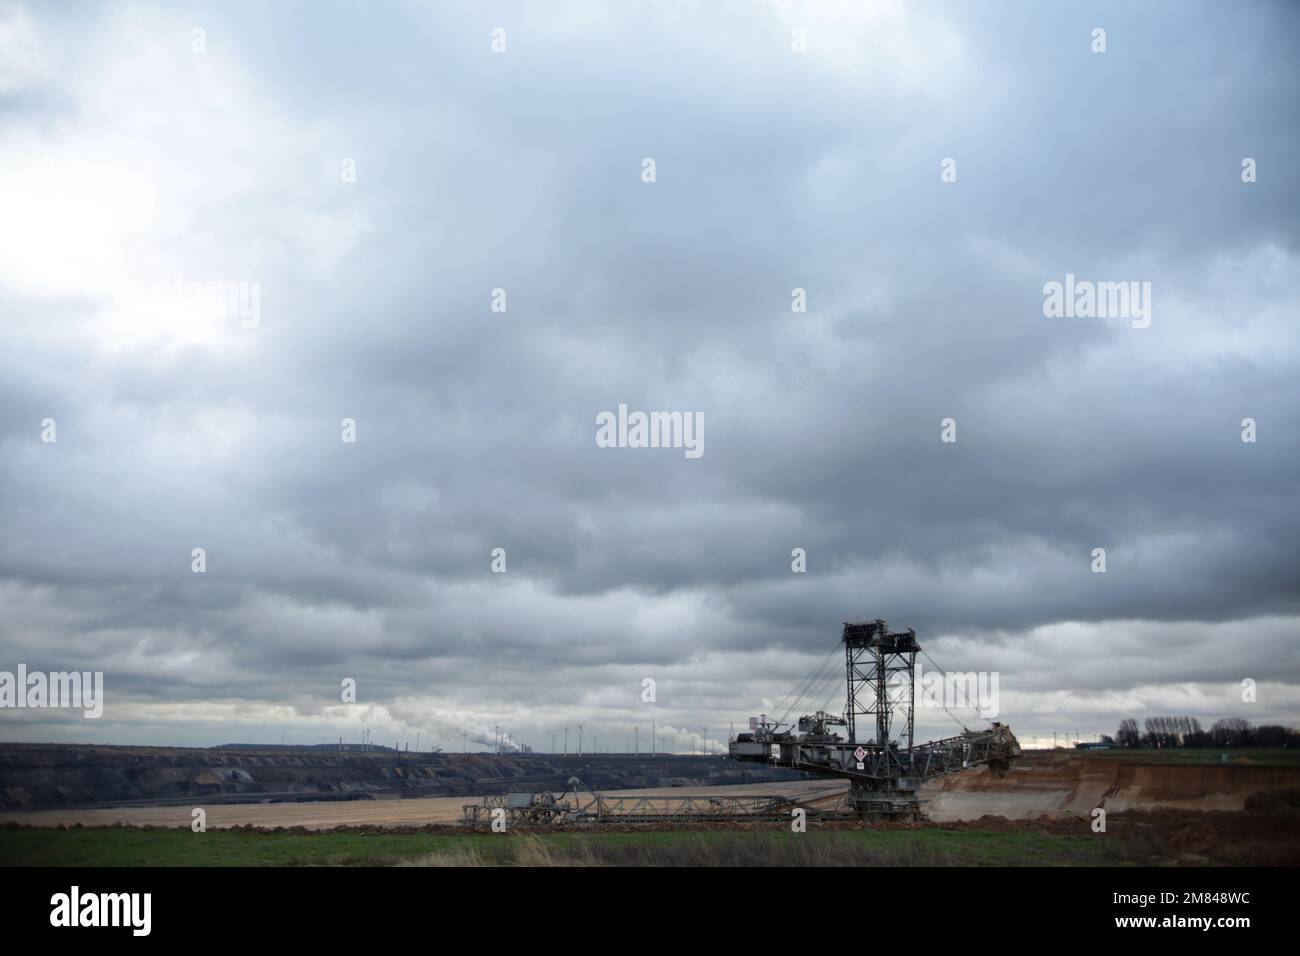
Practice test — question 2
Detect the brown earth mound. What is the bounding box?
[922,751,1300,821]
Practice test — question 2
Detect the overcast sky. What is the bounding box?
[2,1,1297,753]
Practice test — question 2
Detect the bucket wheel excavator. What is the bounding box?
[729,619,1020,820]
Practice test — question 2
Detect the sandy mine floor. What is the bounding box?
[0,780,850,830]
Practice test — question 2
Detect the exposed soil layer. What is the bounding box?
[921,750,1300,821]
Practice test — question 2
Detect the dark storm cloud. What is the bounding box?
[1,1,1297,748]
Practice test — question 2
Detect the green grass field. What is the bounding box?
[0,826,1161,867]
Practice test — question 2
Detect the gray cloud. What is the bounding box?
[1,1,1298,751]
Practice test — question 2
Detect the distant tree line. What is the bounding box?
[1114,717,1297,749]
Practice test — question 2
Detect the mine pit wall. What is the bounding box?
[0,743,805,811]
[921,752,1300,822]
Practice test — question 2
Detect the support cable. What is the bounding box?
[918,648,996,733]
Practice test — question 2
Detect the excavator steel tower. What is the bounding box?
[729,619,1019,820]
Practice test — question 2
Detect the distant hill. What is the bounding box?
[216,743,408,753]
[0,744,804,810]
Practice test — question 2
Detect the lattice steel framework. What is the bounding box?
[842,619,917,754]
